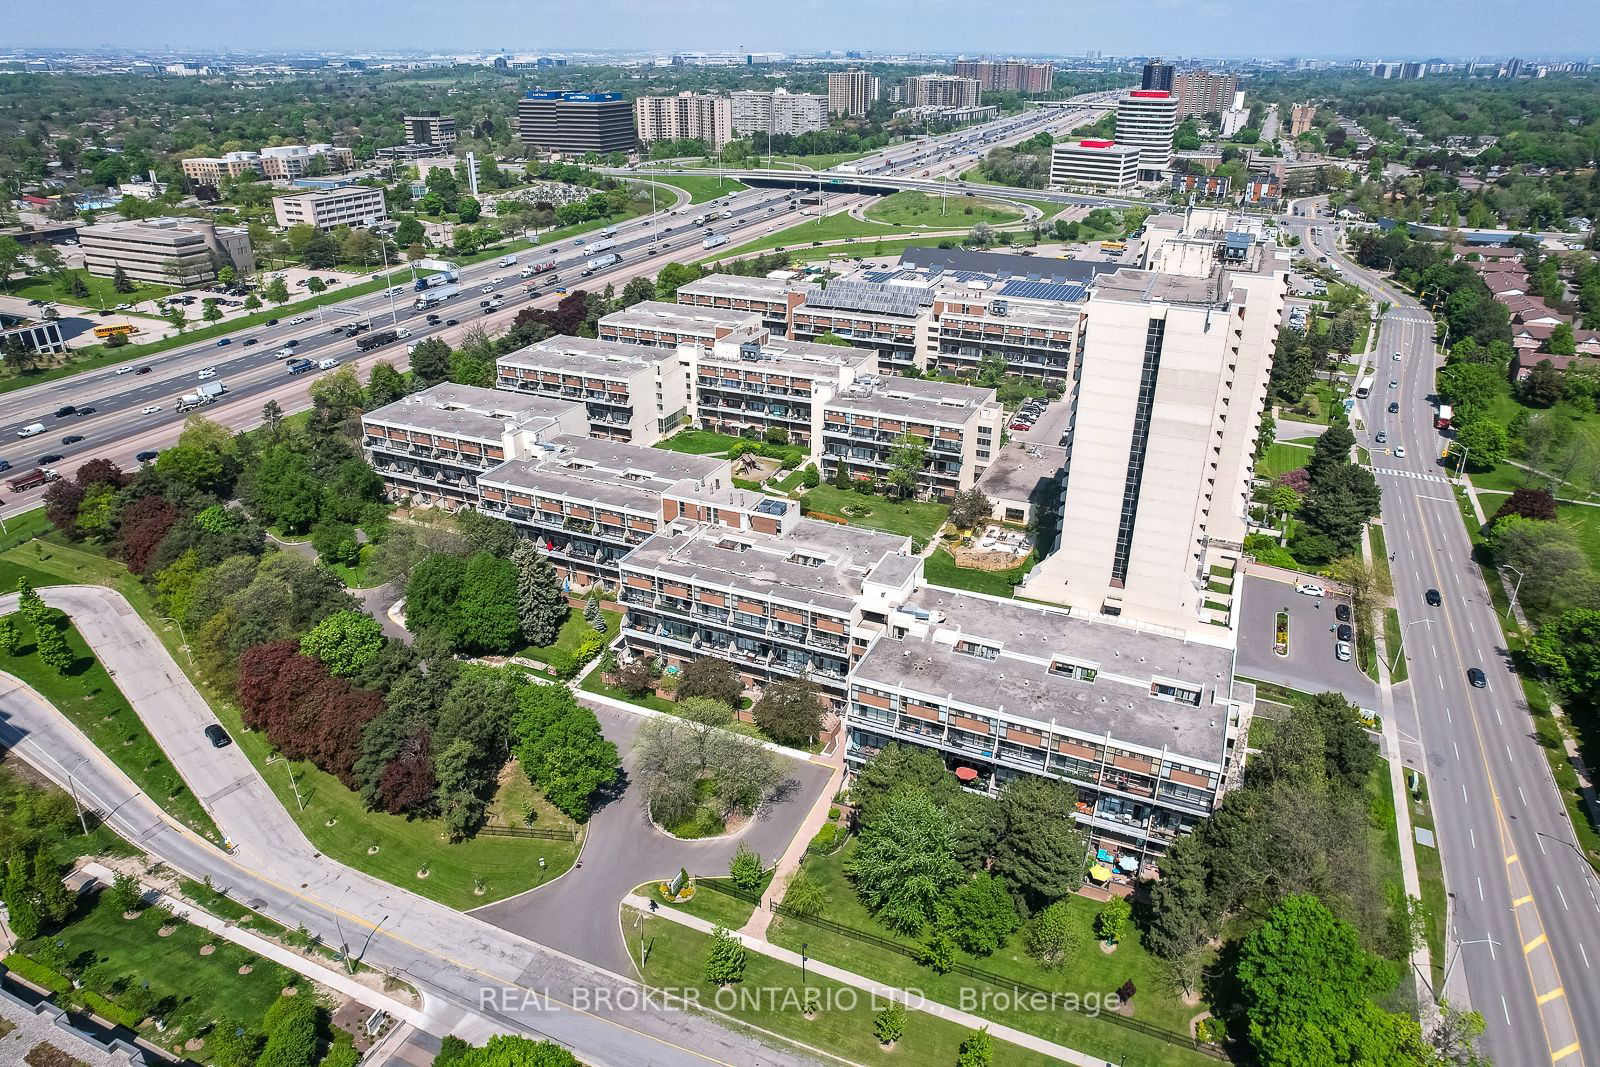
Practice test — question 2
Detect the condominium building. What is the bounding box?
[676,273,807,335]
[181,144,354,185]
[729,89,829,138]
[927,283,1084,383]
[1289,102,1316,138]
[846,587,1251,866]
[1169,172,1232,198]
[477,437,730,590]
[495,335,691,445]
[404,112,458,150]
[1141,58,1174,92]
[633,93,734,149]
[820,375,1001,499]
[695,333,873,449]
[597,301,763,353]
[1115,90,1179,177]
[361,384,590,510]
[951,60,1054,94]
[902,74,982,109]
[272,185,388,230]
[828,70,874,117]
[1050,139,1143,189]
[1024,209,1287,637]
[79,216,254,285]
[619,516,918,705]
[790,279,935,375]
[1172,70,1239,118]
[517,90,637,156]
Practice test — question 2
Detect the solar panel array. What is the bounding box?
[802,280,934,316]
[996,280,1089,303]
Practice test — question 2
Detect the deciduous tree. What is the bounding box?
[844,789,962,934]
[751,676,824,746]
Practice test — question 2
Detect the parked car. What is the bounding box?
[1337,623,1354,642]
[1467,667,1487,688]
[1296,582,1325,597]
[1335,641,1352,661]
[1336,603,1351,622]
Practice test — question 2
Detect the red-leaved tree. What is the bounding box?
[116,495,182,574]
[377,731,438,815]
[1492,487,1558,524]
[237,641,382,788]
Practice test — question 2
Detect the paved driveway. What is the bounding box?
[472,705,832,974]
[1236,573,1379,709]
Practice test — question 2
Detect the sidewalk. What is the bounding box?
[625,893,1114,1067]
[740,750,843,941]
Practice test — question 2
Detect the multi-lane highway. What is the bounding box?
[1289,206,1595,1066]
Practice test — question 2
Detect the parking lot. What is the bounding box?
[1236,572,1380,709]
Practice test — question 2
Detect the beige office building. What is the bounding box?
[633,92,734,149]
[1050,139,1143,189]
[273,186,388,231]
[181,145,353,184]
[79,216,254,285]
[1116,90,1179,177]
[902,74,982,109]
[828,70,874,117]
[404,112,458,150]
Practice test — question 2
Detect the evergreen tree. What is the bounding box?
[3,855,41,939]
[31,850,72,925]
[704,925,747,986]
[583,593,606,633]
[512,541,568,648]
[111,265,136,294]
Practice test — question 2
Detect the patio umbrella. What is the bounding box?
[954,766,978,782]
[1088,865,1113,882]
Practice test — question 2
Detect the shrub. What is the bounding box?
[874,1002,906,1045]
[808,823,843,854]
[81,990,142,1030]
[729,843,764,893]
[2,954,71,994]
[782,873,826,917]
[827,806,840,821]
[107,873,143,913]
[704,925,747,986]
[1024,899,1084,969]
[572,629,605,664]
[802,465,821,489]
[957,1027,995,1067]
[916,929,956,973]
[615,659,656,696]
[543,648,576,677]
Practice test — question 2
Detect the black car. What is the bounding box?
[1467,667,1487,689]
[54,405,76,418]
[203,723,232,748]
[1337,623,1354,642]
[242,338,259,346]
[1388,402,1399,413]
[76,406,96,416]
[1425,588,1442,606]
[1335,603,1351,622]
[134,366,151,375]
[264,318,279,326]
[135,450,159,463]
[331,326,347,335]
[37,453,63,464]
[445,318,458,326]
[61,435,83,445]
[0,460,11,472]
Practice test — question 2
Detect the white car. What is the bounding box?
[198,368,216,379]
[480,284,495,294]
[115,303,132,311]
[287,316,310,325]
[141,405,161,415]
[1335,641,1352,662]
[1392,352,1402,361]
[273,346,295,358]
[1296,582,1326,597]
[1394,446,1406,458]
[115,365,135,375]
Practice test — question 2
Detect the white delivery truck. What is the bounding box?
[498,254,518,268]
[582,238,616,256]
[581,253,621,276]
[702,233,729,250]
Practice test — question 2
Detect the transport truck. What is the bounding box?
[356,330,399,352]
[581,253,621,276]
[176,381,228,412]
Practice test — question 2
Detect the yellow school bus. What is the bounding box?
[92,323,139,339]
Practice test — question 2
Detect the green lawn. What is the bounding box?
[515,604,621,665]
[864,191,1022,228]
[637,875,769,930]
[1257,441,1312,479]
[19,890,299,1055]
[324,544,386,589]
[710,198,1025,262]
[655,428,745,456]
[0,607,221,843]
[799,485,949,543]
[751,151,874,170]
[625,907,1067,1067]
[766,840,1217,1066]
[9,270,177,310]
[630,174,748,205]
[923,547,1035,597]
[1556,502,1600,572]
[1407,770,1448,992]
[1384,607,1408,684]
[579,668,676,713]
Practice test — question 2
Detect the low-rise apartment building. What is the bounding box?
[821,375,1001,500]
[477,438,729,590]
[675,273,806,335]
[361,384,588,509]
[928,284,1084,382]
[79,216,254,285]
[847,587,1251,868]
[598,300,763,353]
[619,516,919,705]
[181,144,353,185]
[790,279,935,376]
[495,335,691,445]
[273,185,388,230]
[696,334,873,450]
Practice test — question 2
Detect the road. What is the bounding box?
[0,585,822,1067]
[1289,201,1596,1065]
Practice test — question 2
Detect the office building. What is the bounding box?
[1140,58,1174,91]
[696,333,873,449]
[902,74,982,110]
[181,144,353,185]
[404,112,458,151]
[820,375,1001,500]
[495,335,691,445]
[1050,138,1143,189]
[1289,102,1316,138]
[1116,90,1179,177]
[951,60,1054,94]
[1024,209,1286,637]
[272,185,387,230]
[375,143,442,163]
[730,89,829,138]
[828,70,874,117]
[517,90,636,156]
[846,587,1251,866]
[1172,70,1238,118]
[79,216,254,285]
[0,314,66,356]
[676,273,807,335]
[633,93,734,149]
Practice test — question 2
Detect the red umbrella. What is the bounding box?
[954,766,978,782]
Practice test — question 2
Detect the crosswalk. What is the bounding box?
[1372,466,1451,484]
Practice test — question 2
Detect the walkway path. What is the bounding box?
[625,893,1113,1067]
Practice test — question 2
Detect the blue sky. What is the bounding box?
[23,0,1600,57]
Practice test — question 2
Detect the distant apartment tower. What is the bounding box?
[517,90,637,156]
[1141,58,1174,91]
[1050,139,1142,189]
[1172,70,1238,117]
[633,92,733,149]
[729,89,829,137]
[1116,90,1179,177]
[404,112,458,150]
[272,186,388,231]
[951,60,1054,93]
[1289,102,1316,138]
[79,216,254,286]
[828,70,874,117]
[902,74,982,109]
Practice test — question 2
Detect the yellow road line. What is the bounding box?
[1554,1043,1583,1063]
[1526,933,1549,954]
[1540,988,1567,1006]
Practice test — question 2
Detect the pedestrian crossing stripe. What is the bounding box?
[1373,467,1450,484]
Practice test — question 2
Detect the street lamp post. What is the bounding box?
[1502,565,1526,621]
[1388,619,1432,674]
[158,616,193,668]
